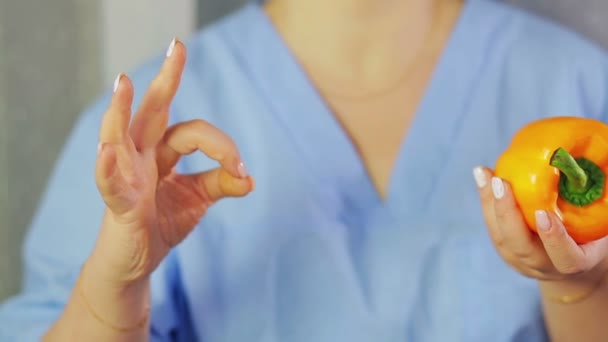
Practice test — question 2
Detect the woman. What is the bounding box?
[2,0,608,340]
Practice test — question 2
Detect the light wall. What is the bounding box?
[0,0,198,301]
[101,0,197,85]
[1,0,103,301]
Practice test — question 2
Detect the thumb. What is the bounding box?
[188,167,255,203]
[536,210,590,275]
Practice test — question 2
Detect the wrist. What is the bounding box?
[78,259,151,332]
[88,210,158,286]
[86,246,151,288]
[83,256,150,297]
[539,259,608,304]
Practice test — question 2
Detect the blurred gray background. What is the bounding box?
[1,0,607,301]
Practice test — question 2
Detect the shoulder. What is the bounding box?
[475,0,608,121]
[480,0,606,59]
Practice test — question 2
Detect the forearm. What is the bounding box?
[43,259,150,342]
[539,267,608,342]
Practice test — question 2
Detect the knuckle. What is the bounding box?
[491,232,506,248]
[479,187,490,199]
[526,258,552,273]
[189,119,209,132]
[511,247,535,260]
[514,265,536,279]
[556,261,587,275]
[503,261,550,280]
[493,236,505,248]
[479,189,495,205]
[500,251,518,267]
[547,225,567,239]
[526,269,551,280]
[527,255,548,268]
[482,214,495,227]
[494,207,512,224]
[515,268,534,279]
[151,75,172,92]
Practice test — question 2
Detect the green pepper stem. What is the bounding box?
[549,147,606,207]
[550,147,589,193]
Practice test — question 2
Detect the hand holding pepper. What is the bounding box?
[473,117,608,300]
[495,117,608,244]
[474,166,608,285]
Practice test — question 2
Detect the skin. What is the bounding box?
[43,0,608,341]
[475,168,608,342]
[44,41,254,341]
[264,0,462,198]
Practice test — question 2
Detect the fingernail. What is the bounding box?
[491,177,504,199]
[166,38,176,57]
[97,142,103,155]
[535,210,551,232]
[473,167,487,188]
[113,73,122,93]
[238,161,249,178]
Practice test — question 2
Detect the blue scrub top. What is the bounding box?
[2,1,608,341]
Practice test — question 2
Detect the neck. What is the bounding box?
[265,0,436,32]
[264,0,461,86]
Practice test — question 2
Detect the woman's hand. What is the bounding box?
[89,39,254,286]
[473,166,608,292]
[43,39,254,341]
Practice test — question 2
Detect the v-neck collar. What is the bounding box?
[221,0,495,219]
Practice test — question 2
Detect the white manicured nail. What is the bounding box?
[473,167,486,188]
[491,177,505,199]
[113,73,122,93]
[166,38,176,57]
[535,210,551,232]
[238,161,249,178]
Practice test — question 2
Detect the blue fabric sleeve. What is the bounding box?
[571,40,608,123]
[0,96,110,341]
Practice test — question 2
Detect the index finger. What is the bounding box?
[474,166,502,243]
[156,119,248,179]
[491,177,542,259]
[99,74,134,144]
